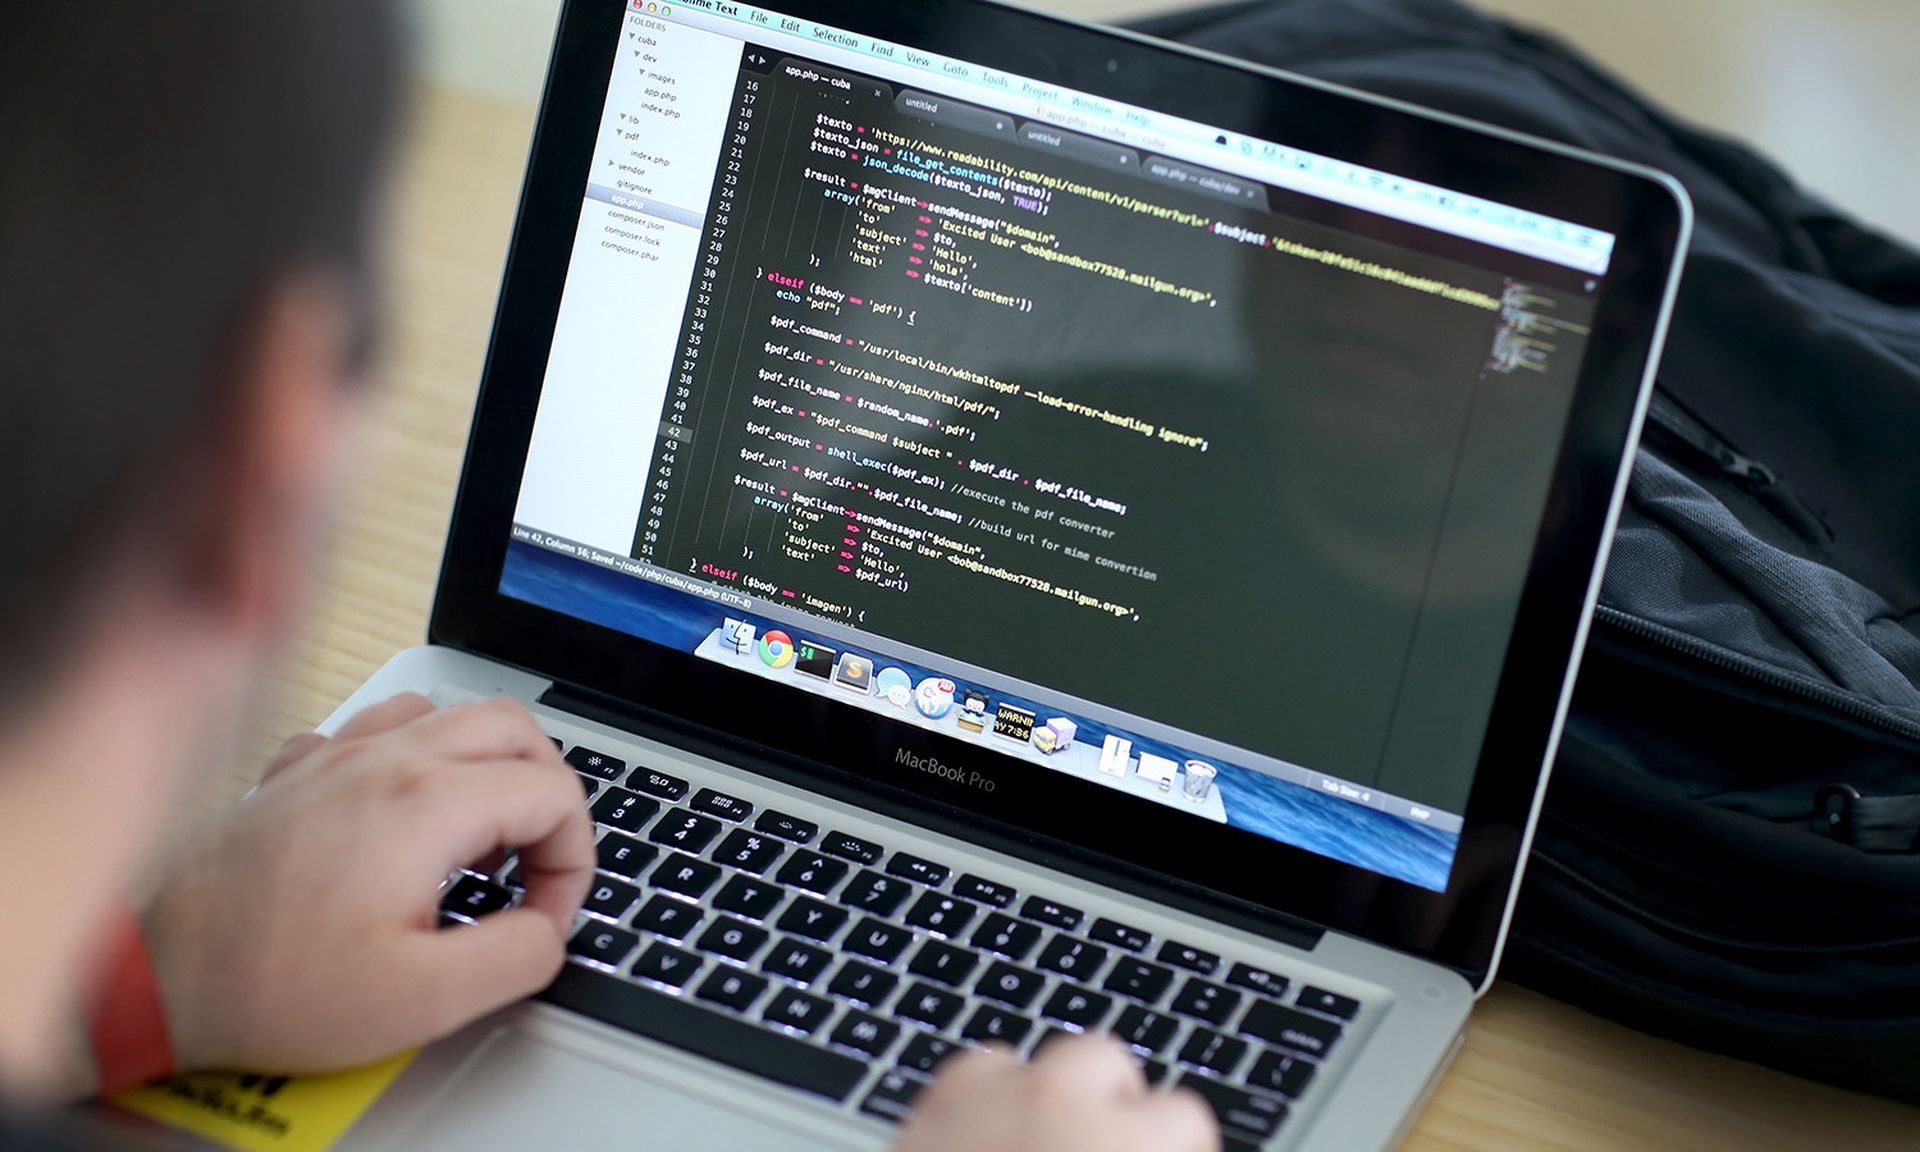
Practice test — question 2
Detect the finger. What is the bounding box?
[472,846,513,878]
[396,697,564,766]
[1027,1032,1148,1100]
[332,692,438,742]
[400,759,595,937]
[920,1041,1019,1105]
[403,907,570,1035]
[258,732,328,785]
[515,828,596,940]
[1128,1086,1223,1152]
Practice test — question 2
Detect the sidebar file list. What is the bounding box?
[513,9,745,554]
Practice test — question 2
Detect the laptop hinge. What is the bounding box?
[540,680,1326,954]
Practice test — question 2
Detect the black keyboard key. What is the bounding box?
[712,875,784,921]
[1141,1059,1170,1086]
[543,966,865,1101]
[1111,1005,1178,1055]
[762,987,834,1037]
[975,961,1046,1010]
[441,875,512,922]
[1041,985,1113,1029]
[953,874,1016,908]
[744,814,814,848]
[898,1032,962,1075]
[589,787,660,834]
[567,923,638,968]
[1158,941,1220,975]
[691,787,754,823]
[1104,958,1174,1003]
[631,768,690,802]
[763,937,832,985]
[648,810,722,854]
[841,870,913,917]
[971,913,1041,961]
[906,940,980,987]
[576,774,600,799]
[550,736,565,752]
[1247,1049,1317,1099]
[829,1010,900,1059]
[1239,1001,1343,1060]
[886,852,950,887]
[904,893,979,938]
[1036,936,1109,982]
[712,829,784,875]
[960,1004,1033,1046]
[632,942,702,990]
[894,982,965,1030]
[696,966,769,1012]
[1298,986,1361,1021]
[1089,918,1151,952]
[596,833,657,880]
[1171,979,1242,1026]
[696,916,769,964]
[777,895,848,942]
[845,918,913,964]
[755,810,818,844]
[583,877,640,921]
[860,1068,924,1124]
[1225,963,1290,1000]
[1179,1027,1249,1075]
[566,746,626,781]
[650,854,721,900]
[821,831,884,865]
[633,895,703,941]
[775,852,850,895]
[1019,896,1083,931]
[1179,1074,1289,1140]
[828,960,899,1008]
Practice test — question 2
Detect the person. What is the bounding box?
[0,5,1219,1150]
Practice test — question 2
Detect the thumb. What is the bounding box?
[407,908,571,1035]
[258,732,329,786]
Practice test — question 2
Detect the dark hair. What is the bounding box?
[0,3,405,701]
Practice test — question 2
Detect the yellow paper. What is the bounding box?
[109,1051,417,1152]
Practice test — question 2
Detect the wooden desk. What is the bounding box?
[243,87,1918,1152]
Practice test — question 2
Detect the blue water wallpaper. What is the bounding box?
[501,539,1458,891]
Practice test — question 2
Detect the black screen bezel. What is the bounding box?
[429,0,1687,985]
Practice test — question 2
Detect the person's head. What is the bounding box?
[0,0,405,1066]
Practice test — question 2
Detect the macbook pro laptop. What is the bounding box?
[306,1,1682,1147]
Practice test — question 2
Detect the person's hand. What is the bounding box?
[140,694,594,1074]
[896,1034,1219,1152]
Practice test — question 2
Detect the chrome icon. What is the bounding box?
[759,629,796,669]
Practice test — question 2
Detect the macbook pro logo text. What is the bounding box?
[896,748,995,792]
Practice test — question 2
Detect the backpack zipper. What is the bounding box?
[1592,604,1920,746]
[1642,391,1835,547]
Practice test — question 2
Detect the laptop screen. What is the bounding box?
[500,0,1616,895]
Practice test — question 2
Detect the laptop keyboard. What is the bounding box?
[443,738,1367,1149]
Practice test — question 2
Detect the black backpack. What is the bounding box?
[1134,0,1920,1100]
